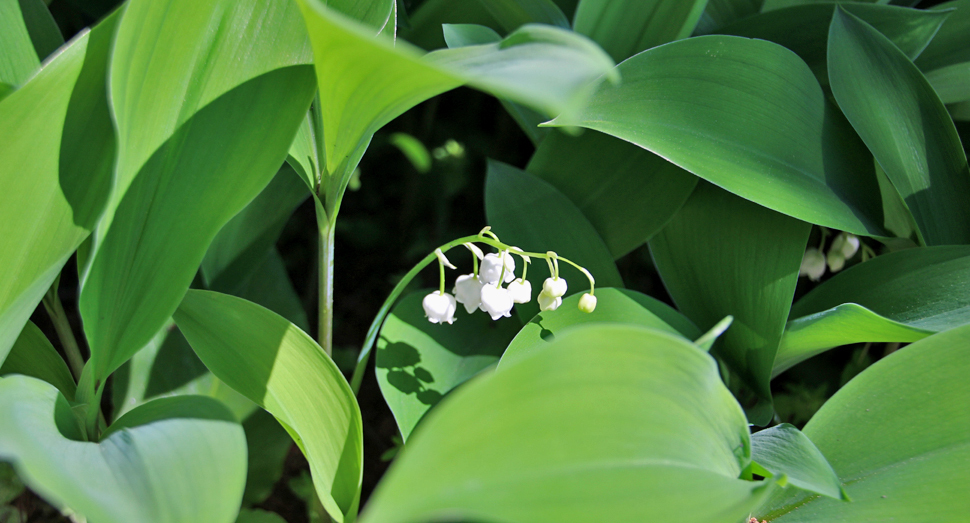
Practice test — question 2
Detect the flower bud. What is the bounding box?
[840,234,860,259]
[453,274,484,314]
[827,249,846,272]
[537,289,562,312]
[506,278,532,304]
[542,277,567,297]
[422,291,457,324]
[799,248,825,281]
[578,293,597,313]
[479,283,514,320]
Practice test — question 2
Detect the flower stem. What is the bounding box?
[42,282,84,381]
[318,220,335,357]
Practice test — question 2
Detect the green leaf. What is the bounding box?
[761,0,897,11]
[474,0,570,32]
[916,0,970,104]
[716,4,950,86]
[0,12,116,366]
[80,0,317,381]
[18,0,63,62]
[376,290,521,441]
[0,0,40,85]
[499,287,700,368]
[547,35,889,237]
[750,423,848,501]
[0,376,246,523]
[829,7,970,246]
[326,0,396,32]
[236,509,288,523]
[442,23,502,47]
[361,324,772,523]
[775,245,970,375]
[241,410,293,506]
[574,0,708,61]
[754,324,970,521]
[649,182,810,414]
[694,0,764,34]
[0,321,75,401]
[485,160,623,320]
[527,130,698,258]
[296,0,617,207]
[174,290,362,523]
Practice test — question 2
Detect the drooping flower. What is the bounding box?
[453,273,484,314]
[542,277,567,298]
[479,283,514,320]
[831,232,860,259]
[826,249,846,272]
[479,251,516,284]
[506,278,532,304]
[422,291,457,324]
[578,293,597,313]
[799,248,825,281]
[537,290,562,312]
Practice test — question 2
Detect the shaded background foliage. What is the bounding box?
[10,0,964,521]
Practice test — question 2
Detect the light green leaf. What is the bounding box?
[18,0,63,62]
[326,0,396,32]
[361,324,772,523]
[716,4,950,86]
[916,0,970,104]
[649,182,810,414]
[0,0,40,85]
[474,0,570,31]
[442,23,502,47]
[485,160,623,320]
[694,0,764,34]
[499,287,700,368]
[0,12,116,366]
[574,0,708,61]
[387,133,432,173]
[0,376,246,523]
[547,34,889,237]
[287,111,320,191]
[829,7,970,246]
[775,245,970,375]
[750,423,848,501]
[376,291,521,441]
[0,321,75,401]
[174,290,362,523]
[80,0,317,382]
[755,324,970,521]
[527,129,698,258]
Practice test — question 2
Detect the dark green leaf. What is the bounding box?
[18,0,63,62]
[242,410,293,506]
[0,321,75,401]
[694,0,764,34]
[574,0,708,61]
[750,423,847,501]
[474,0,570,31]
[916,0,970,104]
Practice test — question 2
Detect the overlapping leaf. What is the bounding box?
[916,0,970,104]
[475,0,570,31]
[574,0,708,61]
[0,322,76,401]
[0,0,41,85]
[361,324,772,523]
[750,423,847,501]
[175,290,362,523]
[694,0,764,34]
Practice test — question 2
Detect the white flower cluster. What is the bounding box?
[799,232,860,281]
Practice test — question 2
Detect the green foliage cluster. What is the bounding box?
[1,0,969,522]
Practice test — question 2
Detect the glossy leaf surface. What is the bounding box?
[500,288,700,368]
[376,291,521,441]
[362,324,771,523]
[750,423,847,501]
[548,35,887,236]
[175,290,362,523]
[829,7,970,246]
[755,324,970,521]
[574,0,708,61]
[0,376,246,523]
[650,183,810,408]
[527,130,698,258]
[0,321,75,401]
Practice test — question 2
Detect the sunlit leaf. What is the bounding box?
[750,423,847,501]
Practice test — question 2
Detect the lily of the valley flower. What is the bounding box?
[507,278,532,304]
[480,283,514,320]
[799,248,825,281]
[542,277,567,297]
[479,251,515,284]
[537,290,562,311]
[422,291,457,324]
[453,273,484,314]
[578,293,597,313]
[831,232,860,259]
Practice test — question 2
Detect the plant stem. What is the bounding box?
[43,285,84,382]
[318,220,336,357]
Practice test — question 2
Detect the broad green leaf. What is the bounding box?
[327,0,396,32]
[18,0,63,62]
[287,111,320,191]
[547,35,889,237]
[924,62,970,105]
[716,4,950,86]
[829,7,970,246]
[750,423,847,501]
[237,509,288,523]
[694,0,764,34]
[361,324,772,523]
[400,0,502,51]
[649,182,810,412]
[0,13,116,366]
[0,0,40,85]
[499,287,700,368]
[485,160,623,320]
[916,0,970,104]
[202,166,309,292]
[474,0,570,31]
[775,245,970,374]
[241,410,293,506]
[527,130,698,258]
[376,291,521,441]
[754,324,970,521]
[81,0,317,381]
[0,321,75,401]
[574,0,708,61]
[442,22,502,47]
[0,376,246,523]
[296,0,616,208]
[761,0,895,11]
[174,290,362,523]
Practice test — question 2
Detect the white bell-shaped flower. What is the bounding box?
[578,293,597,313]
[542,277,568,298]
[422,291,457,324]
[827,249,846,272]
[537,290,562,311]
[506,278,532,304]
[453,273,484,314]
[830,232,860,259]
[799,248,825,281]
[479,283,514,320]
[479,251,516,285]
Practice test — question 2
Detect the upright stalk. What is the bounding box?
[43,284,84,381]
[318,219,336,357]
